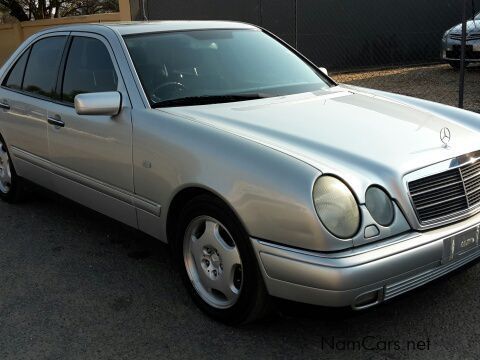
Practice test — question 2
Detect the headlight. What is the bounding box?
[365,186,394,226]
[313,176,360,239]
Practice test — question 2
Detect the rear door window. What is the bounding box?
[62,36,118,103]
[2,49,31,90]
[22,36,67,99]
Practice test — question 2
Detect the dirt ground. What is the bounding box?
[333,64,480,113]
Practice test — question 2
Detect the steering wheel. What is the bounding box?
[152,82,186,102]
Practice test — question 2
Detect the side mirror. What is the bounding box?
[74,92,122,116]
[319,67,329,76]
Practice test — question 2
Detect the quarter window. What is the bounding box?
[22,36,67,99]
[2,49,30,90]
[62,37,118,103]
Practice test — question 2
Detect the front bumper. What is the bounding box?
[442,41,480,62]
[251,211,480,309]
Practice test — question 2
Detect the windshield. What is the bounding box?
[123,29,331,107]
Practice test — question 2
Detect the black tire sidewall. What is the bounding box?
[172,194,267,325]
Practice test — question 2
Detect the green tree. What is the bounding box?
[0,0,119,21]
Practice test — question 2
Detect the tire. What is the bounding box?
[171,194,272,325]
[0,135,24,203]
[449,60,469,69]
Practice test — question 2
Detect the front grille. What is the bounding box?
[408,159,480,223]
[450,33,480,41]
[461,160,480,204]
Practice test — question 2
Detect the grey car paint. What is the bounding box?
[2,21,480,309]
[74,91,122,116]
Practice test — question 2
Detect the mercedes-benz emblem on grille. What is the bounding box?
[440,127,451,147]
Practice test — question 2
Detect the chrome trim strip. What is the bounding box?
[11,146,161,217]
[133,196,161,216]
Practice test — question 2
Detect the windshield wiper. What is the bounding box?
[152,93,269,108]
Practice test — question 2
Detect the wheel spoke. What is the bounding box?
[199,220,221,245]
[190,221,217,257]
[214,276,240,303]
[190,233,205,259]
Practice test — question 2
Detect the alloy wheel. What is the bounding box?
[183,216,243,309]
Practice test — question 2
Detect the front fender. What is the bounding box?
[131,108,354,252]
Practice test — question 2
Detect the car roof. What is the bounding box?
[107,21,257,35]
[38,21,258,37]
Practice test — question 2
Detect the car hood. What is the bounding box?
[162,87,480,200]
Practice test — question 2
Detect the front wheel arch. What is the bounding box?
[169,192,272,324]
[166,186,247,244]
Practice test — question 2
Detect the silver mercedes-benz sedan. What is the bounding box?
[2,21,480,324]
[442,12,480,68]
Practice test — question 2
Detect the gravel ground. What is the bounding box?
[2,65,480,359]
[333,63,480,113]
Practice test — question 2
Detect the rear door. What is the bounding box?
[0,34,68,188]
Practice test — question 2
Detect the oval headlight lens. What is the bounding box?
[313,176,360,239]
[365,186,394,226]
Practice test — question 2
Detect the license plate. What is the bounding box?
[444,226,480,263]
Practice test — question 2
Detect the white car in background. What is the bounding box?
[442,12,480,68]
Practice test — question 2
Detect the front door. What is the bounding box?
[46,33,136,227]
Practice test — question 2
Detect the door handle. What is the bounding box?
[47,116,65,128]
[0,101,10,110]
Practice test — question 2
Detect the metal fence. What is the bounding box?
[131,0,478,70]
[130,0,480,112]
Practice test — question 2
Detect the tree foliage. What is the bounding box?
[0,0,119,21]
